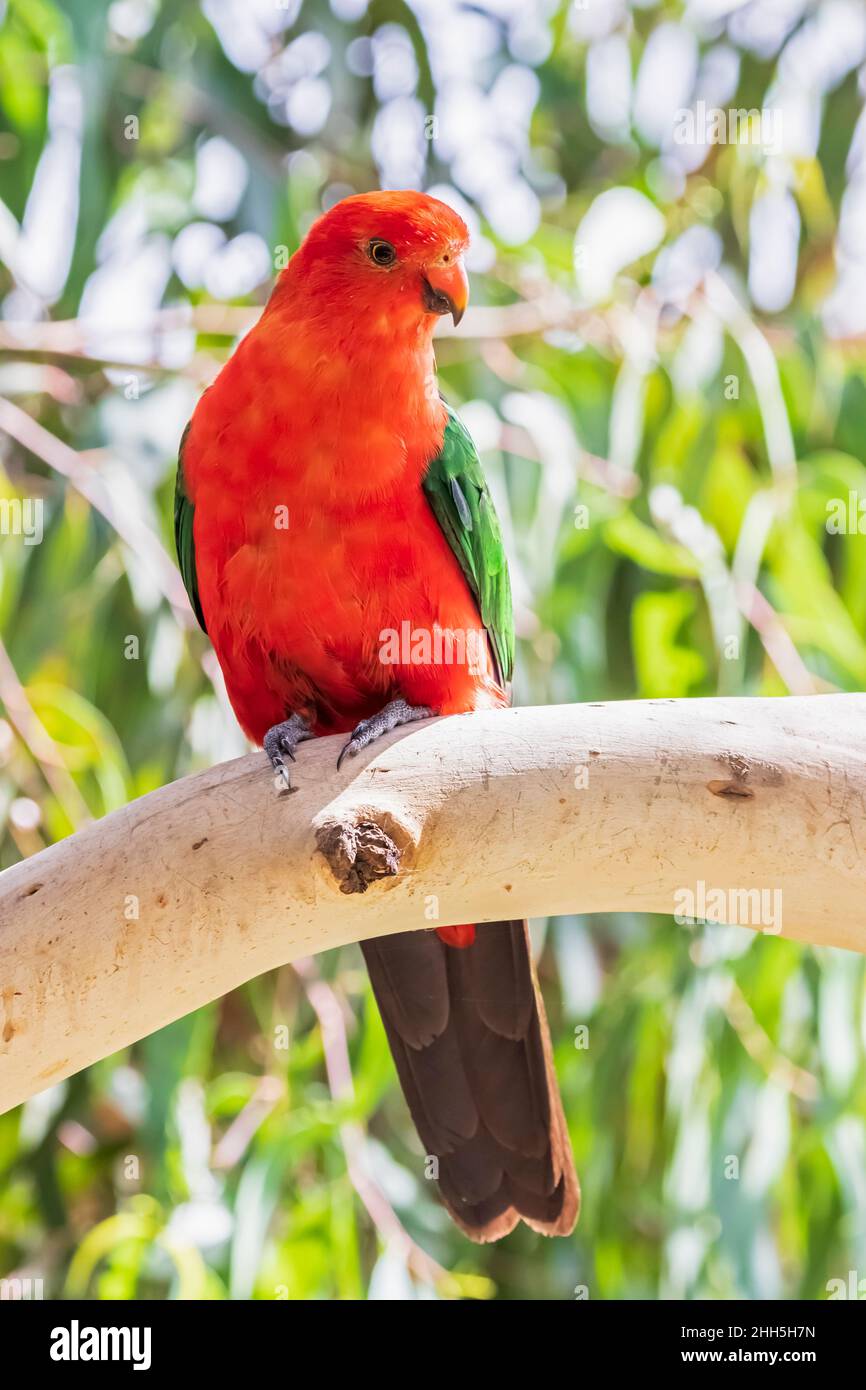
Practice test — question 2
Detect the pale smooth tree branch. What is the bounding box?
[1,696,865,1116]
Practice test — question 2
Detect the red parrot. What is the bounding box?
[175,190,578,1241]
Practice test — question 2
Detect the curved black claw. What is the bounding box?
[264,715,314,793]
[337,699,434,771]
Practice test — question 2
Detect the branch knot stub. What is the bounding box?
[315,820,401,894]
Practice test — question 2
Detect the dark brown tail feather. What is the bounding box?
[360,920,579,1242]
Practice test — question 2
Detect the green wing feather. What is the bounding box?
[174,422,208,634]
[422,403,514,687]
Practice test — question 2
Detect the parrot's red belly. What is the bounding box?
[190,447,506,744]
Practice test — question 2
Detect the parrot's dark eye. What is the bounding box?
[368,238,397,267]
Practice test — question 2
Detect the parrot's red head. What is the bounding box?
[285,190,470,336]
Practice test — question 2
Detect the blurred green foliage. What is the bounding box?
[2,0,866,1300]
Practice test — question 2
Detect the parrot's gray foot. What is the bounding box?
[264,714,314,793]
[337,699,434,770]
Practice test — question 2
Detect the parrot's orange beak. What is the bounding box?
[421,254,469,326]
